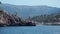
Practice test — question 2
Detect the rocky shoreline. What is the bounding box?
[0,9,36,26]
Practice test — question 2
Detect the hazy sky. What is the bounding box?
[0,0,60,8]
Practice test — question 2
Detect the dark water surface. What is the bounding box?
[0,25,60,34]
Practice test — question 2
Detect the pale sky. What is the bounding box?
[0,0,60,8]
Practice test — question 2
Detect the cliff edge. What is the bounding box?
[0,9,36,26]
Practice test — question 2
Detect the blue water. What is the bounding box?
[0,25,60,34]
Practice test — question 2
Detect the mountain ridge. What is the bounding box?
[0,3,60,18]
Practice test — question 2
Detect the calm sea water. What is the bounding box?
[0,25,60,34]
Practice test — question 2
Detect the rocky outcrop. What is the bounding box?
[0,9,36,26]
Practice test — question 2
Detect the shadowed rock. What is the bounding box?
[0,9,36,26]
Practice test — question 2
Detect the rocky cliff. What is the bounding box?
[0,9,36,26]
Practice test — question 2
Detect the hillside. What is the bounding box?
[31,13,60,25]
[0,9,36,26]
[0,3,60,18]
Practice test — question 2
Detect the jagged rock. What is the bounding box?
[0,9,36,26]
[0,9,9,26]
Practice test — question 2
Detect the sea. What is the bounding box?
[0,25,60,34]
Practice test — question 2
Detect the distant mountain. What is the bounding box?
[0,3,60,18]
